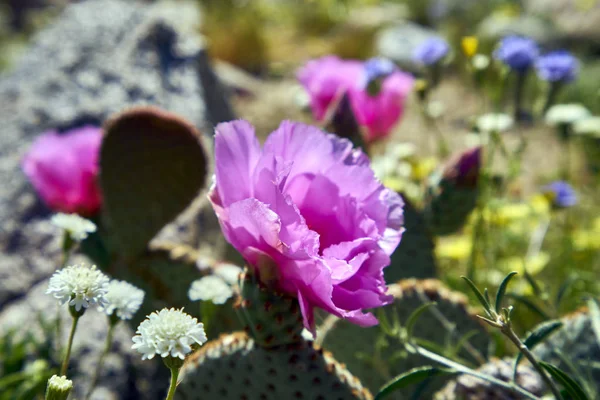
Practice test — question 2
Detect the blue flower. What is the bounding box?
[494,36,539,71]
[413,37,449,66]
[363,57,396,85]
[542,181,577,208]
[535,51,578,83]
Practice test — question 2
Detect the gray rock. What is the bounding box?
[376,21,443,70]
[0,0,233,398]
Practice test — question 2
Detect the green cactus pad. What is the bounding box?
[434,357,547,399]
[533,308,600,388]
[424,175,478,236]
[176,332,373,400]
[317,279,490,398]
[235,270,305,348]
[106,242,203,326]
[385,196,437,282]
[99,106,209,258]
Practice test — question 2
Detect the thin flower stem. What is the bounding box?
[410,343,541,400]
[85,322,116,400]
[501,326,564,400]
[165,367,181,400]
[61,315,80,376]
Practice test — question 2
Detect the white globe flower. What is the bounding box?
[46,375,73,399]
[574,116,600,136]
[132,308,207,360]
[188,275,234,304]
[214,263,243,285]
[46,264,109,312]
[472,54,490,70]
[545,104,591,126]
[51,213,96,241]
[101,280,145,320]
[476,113,514,133]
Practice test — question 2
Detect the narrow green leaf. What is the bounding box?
[513,320,563,379]
[495,271,518,314]
[586,298,600,347]
[375,367,455,399]
[523,267,542,297]
[505,293,550,320]
[451,330,479,357]
[555,276,577,310]
[461,276,493,317]
[484,288,492,309]
[405,302,437,340]
[539,361,589,400]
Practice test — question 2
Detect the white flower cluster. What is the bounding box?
[51,213,97,241]
[132,308,207,360]
[46,264,109,312]
[188,263,242,305]
[47,375,73,391]
[476,113,514,134]
[545,103,590,126]
[101,280,145,320]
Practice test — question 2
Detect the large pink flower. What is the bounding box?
[297,56,414,143]
[209,120,404,331]
[22,126,102,215]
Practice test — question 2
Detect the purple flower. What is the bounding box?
[22,126,103,215]
[542,181,577,208]
[297,56,414,143]
[535,51,578,83]
[208,120,404,331]
[443,147,482,188]
[413,37,449,66]
[494,36,539,71]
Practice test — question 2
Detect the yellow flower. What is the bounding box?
[410,157,437,181]
[436,236,473,260]
[461,36,478,58]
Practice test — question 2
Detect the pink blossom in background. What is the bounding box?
[297,56,414,143]
[297,56,363,121]
[22,126,103,215]
[351,70,414,142]
[209,120,404,332]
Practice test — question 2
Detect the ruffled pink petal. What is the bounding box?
[214,120,262,206]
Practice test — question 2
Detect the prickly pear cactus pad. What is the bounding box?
[235,270,305,348]
[423,148,481,236]
[318,279,490,398]
[386,196,437,282]
[434,357,547,400]
[99,106,209,258]
[176,332,373,400]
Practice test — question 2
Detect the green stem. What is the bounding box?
[85,322,116,400]
[410,343,541,400]
[513,71,527,122]
[165,367,181,400]
[60,315,80,376]
[502,326,564,400]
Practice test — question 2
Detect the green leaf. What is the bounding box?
[586,298,600,347]
[539,361,589,400]
[505,293,550,320]
[495,271,518,314]
[461,276,493,317]
[513,320,563,380]
[555,276,577,311]
[523,268,542,297]
[375,366,455,399]
[405,302,437,340]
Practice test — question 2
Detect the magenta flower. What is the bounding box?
[297,56,414,143]
[297,56,363,121]
[209,120,404,331]
[22,126,103,215]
